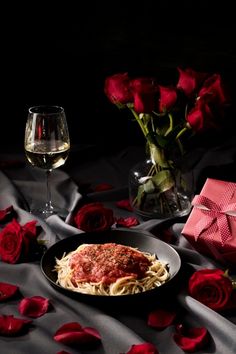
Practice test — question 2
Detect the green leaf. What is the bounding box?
[146,131,167,148]
[135,185,146,208]
[152,170,175,193]
[149,144,169,168]
[143,179,155,194]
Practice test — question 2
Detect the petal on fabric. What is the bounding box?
[54,322,101,345]
[0,315,31,336]
[18,296,50,318]
[116,199,133,211]
[0,282,19,301]
[126,342,159,354]
[173,326,209,352]
[116,217,139,228]
[147,308,176,329]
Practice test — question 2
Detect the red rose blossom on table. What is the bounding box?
[188,268,234,311]
[0,219,23,263]
[0,219,39,264]
[74,203,114,232]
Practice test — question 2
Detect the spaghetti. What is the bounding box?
[54,243,170,296]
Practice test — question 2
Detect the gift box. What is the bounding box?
[181,178,236,266]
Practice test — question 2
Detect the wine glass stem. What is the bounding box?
[45,169,53,214]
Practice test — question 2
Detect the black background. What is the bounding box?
[2,1,236,152]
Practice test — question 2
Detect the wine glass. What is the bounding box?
[24,105,70,218]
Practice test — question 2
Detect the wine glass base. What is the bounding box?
[30,207,68,220]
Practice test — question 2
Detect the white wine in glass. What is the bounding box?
[24,105,70,218]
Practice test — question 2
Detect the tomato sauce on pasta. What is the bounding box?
[69,243,151,285]
[54,243,170,296]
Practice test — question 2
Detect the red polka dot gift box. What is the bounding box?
[181,178,236,266]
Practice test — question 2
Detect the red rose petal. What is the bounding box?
[116,217,139,228]
[83,326,102,340]
[173,326,209,352]
[54,322,101,345]
[94,183,113,192]
[116,199,133,212]
[0,282,19,301]
[18,296,50,318]
[23,220,37,234]
[0,315,31,336]
[126,342,159,354]
[148,308,176,330]
[57,351,72,354]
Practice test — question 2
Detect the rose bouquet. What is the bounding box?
[104,68,229,218]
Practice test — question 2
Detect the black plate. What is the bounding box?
[41,229,181,306]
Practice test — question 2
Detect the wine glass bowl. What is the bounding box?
[24,105,70,218]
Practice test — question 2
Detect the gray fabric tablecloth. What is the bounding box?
[0,143,236,354]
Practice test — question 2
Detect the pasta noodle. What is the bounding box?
[54,243,170,296]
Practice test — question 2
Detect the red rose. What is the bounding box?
[74,203,114,232]
[0,219,24,264]
[130,78,157,113]
[177,67,207,97]
[198,73,228,105]
[186,98,214,132]
[104,73,133,104]
[158,86,177,112]
[0,219,38,264]
[188,269,233,311]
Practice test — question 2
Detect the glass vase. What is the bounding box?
[128,156,192,220]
